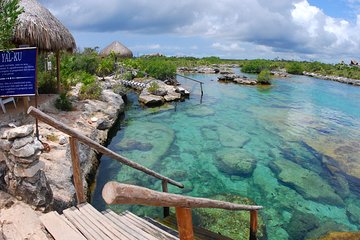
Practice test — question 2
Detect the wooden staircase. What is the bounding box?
[40,203,179,240]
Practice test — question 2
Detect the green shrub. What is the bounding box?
[241,59,271,73]
[143,60,176,80]
[38,71,57,93]
[147,81,160,93]
[79,82,102,100]
[286,62,304,75]
[257,69,271,85]
[123,71,134,80]
[97,57,114,79]
[55,93,72,111]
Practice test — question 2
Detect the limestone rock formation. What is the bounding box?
[0,125,52,209]
[139,80,187,107]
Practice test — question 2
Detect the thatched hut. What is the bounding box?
[11,0,76,93]
[12,0,76,52]
[100,41,133,58]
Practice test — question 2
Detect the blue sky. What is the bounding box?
[39,0,360,63]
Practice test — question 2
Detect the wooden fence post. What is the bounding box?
[162,180,170,218]
[175,207,194,240]
[69,137,86,204]
[249,210,258,240]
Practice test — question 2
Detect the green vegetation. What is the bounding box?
[0,0,23,49]
[96,57,115,79]
[79,81,102,100]
[55,93,72,111]
[147,81,160,94]
[286,62,304,75]
[37,48,360,96]
[257,69,271,84]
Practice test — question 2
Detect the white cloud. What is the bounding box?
[38,0,360,61]
[212,42,244,52]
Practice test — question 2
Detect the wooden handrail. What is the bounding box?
[27,106,184,189]
[103,182,262,240]
[176,74,204,97]
[102,182,262,211]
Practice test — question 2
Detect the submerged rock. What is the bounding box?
[318,232,360,240]
[185,106,215,117]
[303,136,360,188]
[192,194,266,240]
[270,159,344,206]
[286,210,319,240]
[215,148,256,177]
[218,126,250,148]
[116,122,174,168]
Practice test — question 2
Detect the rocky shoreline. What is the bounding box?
[218,74,258,85]
[303,72,360,86]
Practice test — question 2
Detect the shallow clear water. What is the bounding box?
[92,71,360,239]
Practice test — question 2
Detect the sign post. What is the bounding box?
[0,47,39,138]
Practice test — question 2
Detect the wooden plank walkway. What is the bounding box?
[40,203,179,240]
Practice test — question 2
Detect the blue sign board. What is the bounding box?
[0,47,37,97]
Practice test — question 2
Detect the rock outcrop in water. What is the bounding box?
[303,72,360,86]
[218,74,258,85]
[139,80,189,107]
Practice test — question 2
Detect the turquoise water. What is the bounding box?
[92,71,360,239]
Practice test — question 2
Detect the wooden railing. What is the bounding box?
[27,106,183,210]
[102,182,262,240]
[103,182,263,240]
[176,74,204,96]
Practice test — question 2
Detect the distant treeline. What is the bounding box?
[37,48,360,95]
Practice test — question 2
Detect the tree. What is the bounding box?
[286,62,304,75]
[0,0,23,49]
[257,69,271,85]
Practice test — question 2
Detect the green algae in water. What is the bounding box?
[92,72,360,239]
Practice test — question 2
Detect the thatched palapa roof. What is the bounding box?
[100,41,133,58]
[12,0,76,52]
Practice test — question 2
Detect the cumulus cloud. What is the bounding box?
[39,0,360,61]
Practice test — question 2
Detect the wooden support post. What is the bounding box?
[69,137,86,204]
[22,97,29,112]
[56,51,60,93]
[175,207,194,240]
[162,180,170,218]
[249,210,258,240]
[200,83,203,96]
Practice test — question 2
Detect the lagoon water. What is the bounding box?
[92,70,360,239]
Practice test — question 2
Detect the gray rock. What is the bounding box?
[0,151,6,162]
[13,161,44,178]
[97,119,112,130]
[7,125,34,140]
[10,143,35,158]
[0,139,12,151]
[139,92,164,106]
[9,151,41,165]
[59,136,68,145]
[164,92,181,101]
[15,170,53,208]
[33,139,44,152]
[12,136,34,149]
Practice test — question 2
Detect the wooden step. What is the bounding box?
[41,203,181,240]
[105,210,179,240]
[40,211,87,240]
